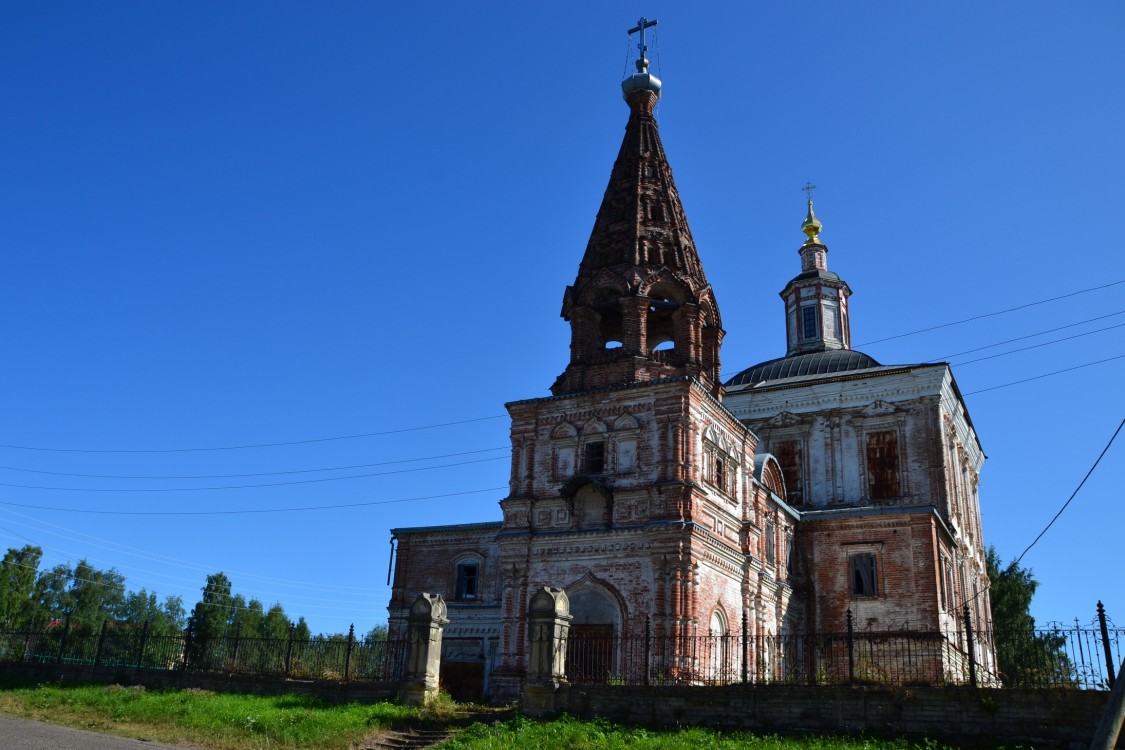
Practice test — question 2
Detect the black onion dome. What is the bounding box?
[725,349,881,387]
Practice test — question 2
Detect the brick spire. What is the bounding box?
[553,58,723,398]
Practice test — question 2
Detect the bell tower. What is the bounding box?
[552,26,723,398]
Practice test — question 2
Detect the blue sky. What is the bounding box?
[1,2,1122,636]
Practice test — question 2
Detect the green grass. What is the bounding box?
[441,715,967,750]
[0,677,415,749]
[0,679,1031,750]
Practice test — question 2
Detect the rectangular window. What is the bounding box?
[866,431,901,499]
[849,552,878,597]
[939,554,949,610]
[714,456,725,492]
[585,441,605,474]
[801,305,818,339]
[455,563,479,600]
[775,440,803,505]
[765,522,776,565]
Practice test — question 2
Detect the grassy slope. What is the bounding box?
[0,679,415,750]
[0,679,1021,750]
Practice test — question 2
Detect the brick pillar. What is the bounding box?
[570,307,599,362]
[399,593,449,706]
[521,587,572,716]
[675,304,702,363]
[622,296,649,355]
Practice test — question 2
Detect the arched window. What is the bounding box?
[453,555,484,601]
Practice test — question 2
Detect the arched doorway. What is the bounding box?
[565,583,622,684]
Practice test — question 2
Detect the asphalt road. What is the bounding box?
[0,715,202,749]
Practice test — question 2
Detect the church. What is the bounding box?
[387,35,994,703]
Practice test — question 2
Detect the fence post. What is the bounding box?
[230,623,242,672]
[1098,601,1116,690]
[644,616,651,686]
[285,624,296,677]
[847,609,855,685]
[135,619,150,669]
[741,608,749,685]
[57,616,70,664]
[963,603,977,688]
[345,624,355,683]
[94,620,108,668]
[183,619,193,671]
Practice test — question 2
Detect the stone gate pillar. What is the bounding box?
[522,586,572,716]
[399,593,449,706]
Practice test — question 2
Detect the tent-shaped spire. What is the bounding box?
[553,44,723,398]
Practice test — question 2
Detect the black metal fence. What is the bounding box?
[0,622,408,683]
[566,606,1123,690]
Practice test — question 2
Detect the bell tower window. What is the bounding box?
[801,305,818,340]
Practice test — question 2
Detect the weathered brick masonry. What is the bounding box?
[389,50,995,702]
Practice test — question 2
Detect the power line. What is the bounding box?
[0,446,509,481]
[948,323,1125,368]
[962,354,1125,395]
[854,278,1125,348]
[0,415,508,455]
[0,507,384,595]
[1012,416,1125,568]
[0,455,508,493]
[931,309,1125,362]
[0,486,509,516]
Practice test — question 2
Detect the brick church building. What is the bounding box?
[388,46,993,702]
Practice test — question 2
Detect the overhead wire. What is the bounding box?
[0,513,389,614]
[0,281,1116,458]
[0,445,509,481]
[0,485,509,516]
[0,507,383,594]
[853,278,1125,348]
[0,415,507,454]
[962,354,1125,396]
[929,309,1125,362]
[0,455,509,493]
[1011,416,1124,568]
[947,323,1125,368]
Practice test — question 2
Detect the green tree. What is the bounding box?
[32,563,75,627]
[232,595,264,635]
[122,589,186,635]
[0,545,43,630]
[261,603,291,641]
[188,572,235,669]
[986,546,1071,686]
[68,560,126,633]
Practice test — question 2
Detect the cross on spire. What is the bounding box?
[628,17,658,64]
[802,182,817,203]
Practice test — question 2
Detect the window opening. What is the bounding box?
[801,305,818,340]
[849,553,878,597]
[866,431,901,499]
[775,440,803,505]
[765,522,776,565]
[456,562,479,601]
[585,441,605,474]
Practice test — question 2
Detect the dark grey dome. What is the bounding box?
[725,349,881,387]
